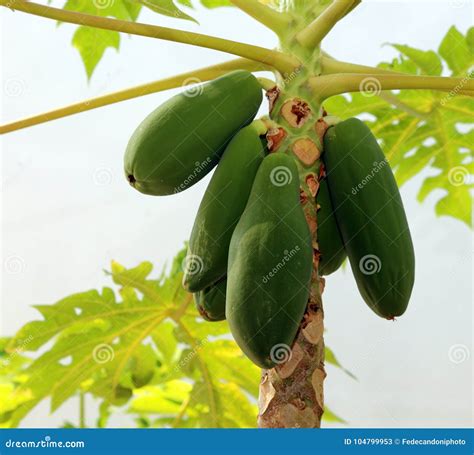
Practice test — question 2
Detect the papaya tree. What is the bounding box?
[1,0,472,429]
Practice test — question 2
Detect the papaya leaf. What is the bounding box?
[325,346,357,380]
[0,338,33,428]
[322,406,346,424]
[63,0,142,79]
[389,44,442,76]
[60,421,78,428]
[130,380,193,415]
[138,0,197,23]
[5,260,177,426]
[326,26,474,227]
[5,245,346,428]
[97,401,111,428]
[72,28,120,81]
[196,0,232,7]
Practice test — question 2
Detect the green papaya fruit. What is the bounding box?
[316,177,346,276]
[183,123,267,292]
[124,70,263,196]
[227,153,313,369]
[194,277,227,322]
[323,118,415,319]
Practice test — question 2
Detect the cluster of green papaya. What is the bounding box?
[124,70,415,370]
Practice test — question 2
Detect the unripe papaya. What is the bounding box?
[324,118,415,318]
[124,71,263,196]
[194,277,227,322]
[316,177,346,276]
[183,123,267,292]
[227,153,313,369]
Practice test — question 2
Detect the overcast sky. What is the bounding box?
[1,0,472,428]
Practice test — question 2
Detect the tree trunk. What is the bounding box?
[256,0,335,428]
[258,273,326,428]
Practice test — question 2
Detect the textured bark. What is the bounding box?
[258,262,326,428]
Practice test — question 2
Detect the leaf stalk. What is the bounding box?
[0,0,299,74]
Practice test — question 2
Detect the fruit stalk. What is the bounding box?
[0,59,267,135]
[310,73,474,101]
[229,0,291,34]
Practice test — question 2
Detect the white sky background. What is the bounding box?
[1,0,472,428]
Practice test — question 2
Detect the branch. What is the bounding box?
[310,73,474,101]
[320,54,397,76]
[1,0,299,74]
[0,59,269,134]
[296,0,357,48]
[321,54,474,97]
[257,77,277,91]
[229,0,290,34]
[342,0,361,18]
